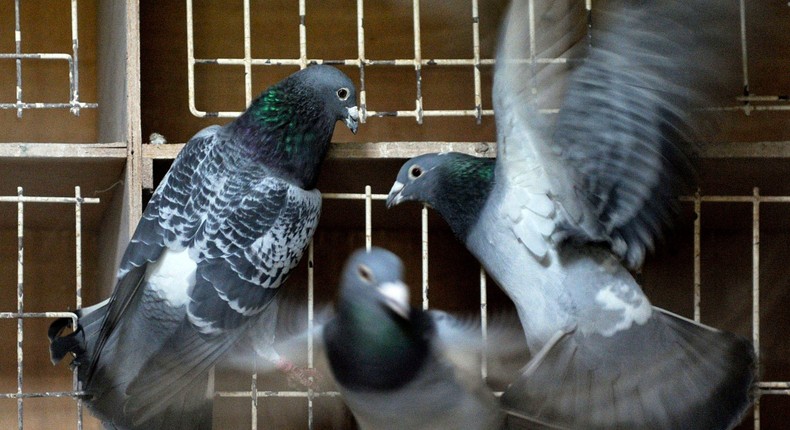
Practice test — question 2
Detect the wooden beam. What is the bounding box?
[142,140,790,160]
[0,143,126,159]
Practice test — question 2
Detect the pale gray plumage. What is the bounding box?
[387,1,754,429]
[323,247,507,430]
[49,65,358,430]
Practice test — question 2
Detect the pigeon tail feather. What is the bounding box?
[49,299,109,376]
[502,308,755,430]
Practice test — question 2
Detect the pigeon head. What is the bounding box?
[387,152,496,240]
[339,247,411,320]
[292,65,359,135]
[325,247,432,391]
[234,65,359,188]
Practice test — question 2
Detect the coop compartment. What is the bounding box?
[0,2,139,429]
[0,0,788,429]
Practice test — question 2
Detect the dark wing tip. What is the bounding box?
[502,310,755,430]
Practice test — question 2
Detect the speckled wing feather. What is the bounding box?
[494,0,731,268]
[186,176,321,333]
[82,123,321,426]
[83,124,222,386]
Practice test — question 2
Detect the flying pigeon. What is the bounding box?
[387,1,754,429]
[323,247,507,430]
[48,64,359,430]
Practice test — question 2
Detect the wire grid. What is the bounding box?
[181,0,787,428]
[0,187,100,430]
[211,187,495,429]
[186,0,788,124]
[208,186,790,430]
[0,188,788,430]
[682,189,790,430]
[0,0,97,117]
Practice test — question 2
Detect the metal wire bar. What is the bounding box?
[70,0,81,115]
[0,195,100,204]
[243,0,253,107]
[307,240,316,430]
[0,102,97,110]
[298,0,307,69]
[412,0,423,124]
[759,382,790,389]
[471,0,483,124]
[74,186,85,430]
[479,266,488,380]
[15,0,22,118]
[0,312,78,321]
[0,391,88,400]
[365,185,372,250]
[17,187,24,429]
[192,57,550,67]
[738,0,749,96]
[421,205,429,311]
[693,192,701,322]
[679,195,790,203]
[356,0,368,122]
[752,187,762,430]
[215,390,341,398]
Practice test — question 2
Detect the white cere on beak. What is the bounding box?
[386,181,405,208]
[345,106,360,134]
[379,281,410,319]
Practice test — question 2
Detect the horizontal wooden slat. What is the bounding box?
[141,140,790,160]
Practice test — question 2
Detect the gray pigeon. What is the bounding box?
[323,247,506,430]
[387,1,754,429]
[48,65,359,430]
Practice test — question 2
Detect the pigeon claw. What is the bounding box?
[276,358,323,390]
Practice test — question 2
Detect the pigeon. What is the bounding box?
[48,64,359,430]
[323,247,507,430]
[387,1,755,429]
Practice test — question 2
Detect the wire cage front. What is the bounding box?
[1,0,789,429]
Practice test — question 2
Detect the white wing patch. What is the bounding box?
[145,248,197,308]
[594,282,652,337]
[502,187,557,261]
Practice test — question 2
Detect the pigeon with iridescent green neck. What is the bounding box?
[49,65,359,430]
[387,1,754,429]
[324,247,506,430]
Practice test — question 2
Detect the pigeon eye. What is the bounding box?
[337,87,350,101]
[357,264,374,283]
[408,165,423,179]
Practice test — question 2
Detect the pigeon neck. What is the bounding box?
[230,86,334,189]
[326,303,432,392]
[433,156,496,241]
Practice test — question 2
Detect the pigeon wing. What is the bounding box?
[83,125,222,386]
[494,0,733,268]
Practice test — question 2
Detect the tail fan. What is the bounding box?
[502,308,755,430]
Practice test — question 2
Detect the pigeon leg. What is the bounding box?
[275,357,323,390]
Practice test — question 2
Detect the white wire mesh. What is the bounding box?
[2,186,789,430]
[2,0,789,429]
[185,0,788,123]
[0,0,97,117]
[0,187,99,430]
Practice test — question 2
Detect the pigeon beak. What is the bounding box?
[344,106,359,134]
[379,281,410,319]
[386,181,405,208]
